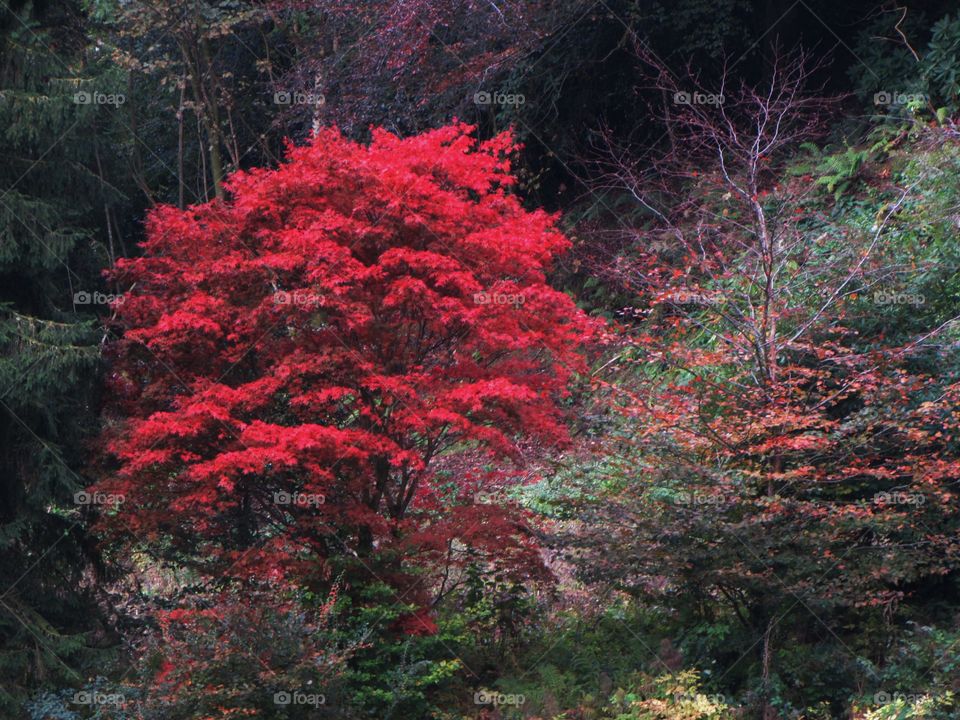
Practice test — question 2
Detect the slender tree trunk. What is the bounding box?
[177,80,185,209]
[200,37,226,200]
[180,38,225,201]
[761,616,776,719]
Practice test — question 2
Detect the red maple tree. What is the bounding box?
[93,123,595,613]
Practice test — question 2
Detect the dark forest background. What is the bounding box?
[4,1,960,718]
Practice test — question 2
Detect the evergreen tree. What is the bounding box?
[0,0,129,710]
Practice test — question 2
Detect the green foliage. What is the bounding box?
[338,580,465,719]
[815,145,870,199]
[862,695,956,720]
[795,141,873,200]
[470,606,684,717]
[922,14,960,113]
[847,10,928,107]
[838,132,960,350]
[601,670,733,719]
[849,9,960,118]
[25,677,140,720]
[0,1,131,711]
